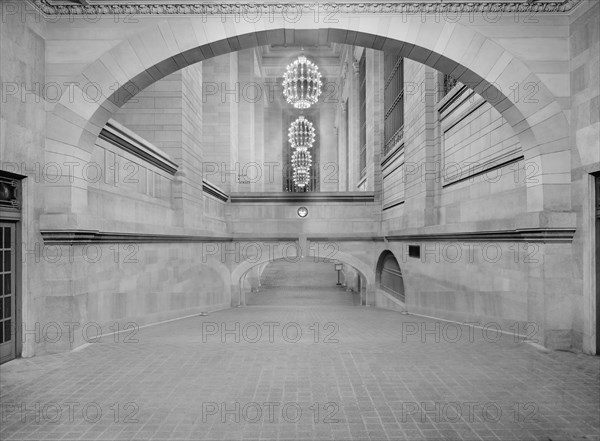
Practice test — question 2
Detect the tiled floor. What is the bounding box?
[1,285,599,440]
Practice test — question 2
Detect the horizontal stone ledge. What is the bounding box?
[39,230,383,245]
[99,119,179,175]
[385,228,576,243]
[230,192,375,203]
[40,230,233,245]
[202,180,229,202]
[442,153,524,188]
[307,236,384,242]
[40,227,576,245]
[382,200,405,211]
[381,143,405,169]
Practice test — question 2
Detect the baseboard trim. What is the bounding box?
[72,303,231,352]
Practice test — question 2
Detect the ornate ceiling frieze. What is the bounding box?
[30,0,584,16]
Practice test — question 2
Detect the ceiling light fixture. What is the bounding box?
[288,116,315,150]
[282,55,323,109]
[291,147,312,170]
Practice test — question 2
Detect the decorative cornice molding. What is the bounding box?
[307,235,384,242]
[39,227,576,245]
[385,228,576,243]
[40,230,233,245]
[230,192,375,203]
[30,0,584,16]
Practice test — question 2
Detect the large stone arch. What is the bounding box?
[43,16,570,228]
[231,247,375,288]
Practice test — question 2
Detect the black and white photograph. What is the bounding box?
[0,1,599,440]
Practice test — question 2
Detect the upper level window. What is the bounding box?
[383,53,404,156]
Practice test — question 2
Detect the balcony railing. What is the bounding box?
[384,125,404,156]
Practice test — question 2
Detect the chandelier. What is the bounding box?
[282,55,323,109]
[291,147,312,169]
[292,167,310,188]
[288,116,315,149]
[288,116,315,189]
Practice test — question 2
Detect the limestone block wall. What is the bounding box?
[202,54,234,193]
[237,49,259,193]
[318,100,340,192]
[383,59,529,232]
[0,11,233,356]
[365,49,384,197]
[381,150,406,227]
[179,63,205,226]
[384,239,578,350]
[263,82,285,192]
[2,4,598,355]
[228,198,378,236]
[392,60,437,230]
[0,13,47,358]
[89,136,175,230]
[345,47,363,191]
[334,46,353,192]
[440,89,522,186]
[114,72,184,157]
[437,86,526,225]
[397,240,532,326]
[33,243,230,354]
[114,64,208,230]
[377,58,579,350]
[438,166,526,225]
[569,0,600,353]
[202,193,227,232]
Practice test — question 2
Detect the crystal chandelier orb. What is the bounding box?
[282,55,323,109]
[291,147,312,169]
[288,116,315,150]
[293,167,310,188]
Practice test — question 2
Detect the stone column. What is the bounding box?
[202,54,235,194]
[366,283,378,307]
[237,49,256,193]
[366,49,384,229]
[337,101,349,191]
[230,283,242,307]
[263,78,284,191]
[402,60,439,228]
[319,100,339,191]
[348,53,361,189]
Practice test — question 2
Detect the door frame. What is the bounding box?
[0,170,23,363]
[584,172,600,355]
[595,173,600,355]
[0,221,21,363]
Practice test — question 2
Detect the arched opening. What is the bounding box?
[240,257,362,307]
[30,13,578,354]
[43,21,571,223]
[376,250,405,303]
